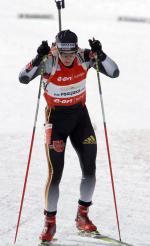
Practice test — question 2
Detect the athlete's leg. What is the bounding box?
[44,108,67,213]
[70,106,97,204]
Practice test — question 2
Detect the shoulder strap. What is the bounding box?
[51,55,59,75]
[77,48,88,71]
[50,45,59,76]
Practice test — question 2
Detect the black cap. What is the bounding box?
[55,29,78,53]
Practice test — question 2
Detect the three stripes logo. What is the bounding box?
[83,135,96,144]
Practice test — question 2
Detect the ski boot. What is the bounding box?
[75,205,97,232]
[39,215,56,243]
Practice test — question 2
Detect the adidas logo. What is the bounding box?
[83,135,96,144]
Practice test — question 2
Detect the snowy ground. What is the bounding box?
[0,0,150,245]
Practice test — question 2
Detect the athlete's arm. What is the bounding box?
[19,41,51,84]
[83,49,119,78]
[19,62,42,84]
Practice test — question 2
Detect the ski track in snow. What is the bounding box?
[0,0,150,245]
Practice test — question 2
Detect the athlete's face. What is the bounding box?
[59,52,76,66]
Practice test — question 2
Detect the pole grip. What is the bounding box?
[55,0,65,9]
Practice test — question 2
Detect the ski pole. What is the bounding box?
[55,0,65,32]
[14,64,45,244]
[95,54,122,242]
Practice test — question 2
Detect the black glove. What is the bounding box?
[89,39,102,54]
[37,41,50,56]
[32,41,50,66]
[89,38,106,61]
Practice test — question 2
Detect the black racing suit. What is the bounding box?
[19,48,119,214]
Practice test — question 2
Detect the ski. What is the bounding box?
[78,230,134,246]
[38,238,57,246]
[38,243,50,246]
[38,241,52,246]
[38,231,133,246]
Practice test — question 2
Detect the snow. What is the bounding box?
[0,0,150,245]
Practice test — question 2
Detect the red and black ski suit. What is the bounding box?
[19,48,119,214]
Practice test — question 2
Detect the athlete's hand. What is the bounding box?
[89,38,102,54]
[89,38,106,61]
[32,41,50,66]
[37,41,50,57]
